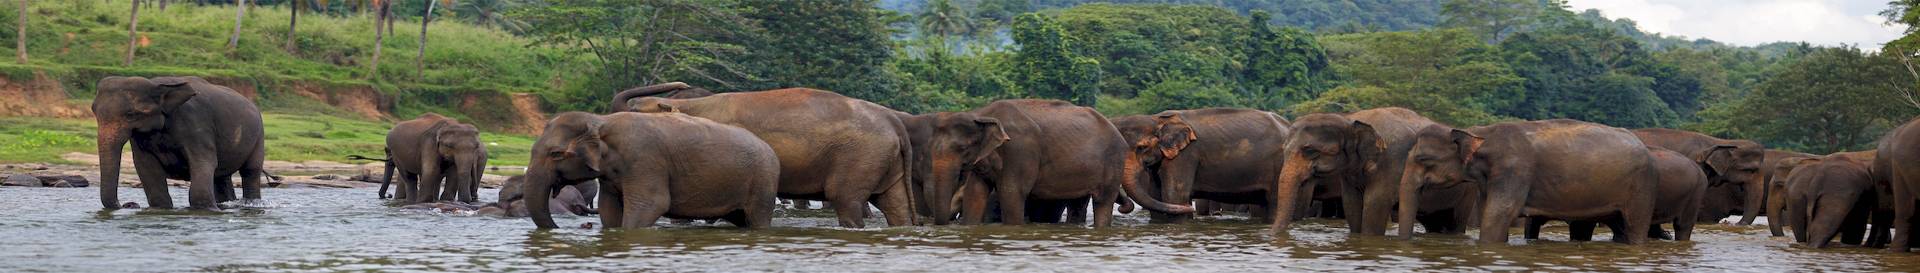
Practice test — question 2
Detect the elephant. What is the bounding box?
[1111,108,1291,224]
[914,99,1192,227]
[482,175,595,218]
[1401,119,1658,244]
[1765,150,1820,237]
[1785,152,1879,248]
[93,76,267,210]
[614,83,915,228]
[1522,147,1706,241]
[1268,107,1479,238]
[1879,118,1920,252]
[522,112,779,229]
[379,113,488,204]
[1633,128,1768,225]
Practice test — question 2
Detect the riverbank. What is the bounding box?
[0,152,525,190]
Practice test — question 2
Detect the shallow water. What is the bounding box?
[1,188,1917,272]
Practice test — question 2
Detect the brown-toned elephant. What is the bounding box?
[1111,108,1290,224]
[1878,118,1920,252]
[93,76,267,210]
[1765,149,1819,237]
[1633,128,1767,225]
[483,175,596,218]
[1524,147,1706,241]
[522,112,779,229]
[613,83,914,228]
[1401,120,1657,244]
[1786,152,1879,248]
[1269,108,1478,238]
[380,113,488,204]
[916,100,1192,226]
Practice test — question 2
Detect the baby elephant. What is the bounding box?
[479,175,596,217]
[522,112,780,229]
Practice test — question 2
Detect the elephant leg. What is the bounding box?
[1647,223,1671,241]
[1894,186,1916,252]
[1092,186,1118,227]
[996,180,1032,226]
[619,194,669,229]
[1195,200,1217,216]
[397,173,419,202]
[1339,180,1367,234]
[870,178,916,227]
[1768,189,1789,237]
[1359,182,1396,236]
[1867,208,1892,247]
[214,174,236,203]
[240,164,263,200]
[598,182,625,228]
[185,157,220,210]
[131,151,174,209]
[1567,220,1596,242]
[1605,219,1636,243]
[959,178,991,225]
[1523,217,1546,240]
[1790,196,1811,243]
[415,164,446,204]
[1250,203,1273,225]
[1839,205,1870,246]
[1067,198,1090,224]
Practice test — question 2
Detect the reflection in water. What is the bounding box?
[0,188,1911,272]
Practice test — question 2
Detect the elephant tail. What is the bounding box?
[346,155,390,162]
[891,115,918,225]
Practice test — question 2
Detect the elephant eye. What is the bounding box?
[1302,147,1320,158]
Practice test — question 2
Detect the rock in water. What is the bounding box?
[312,174,343,181]
[4,174,41,187]
[52,175,89,187]
[120,202,142,209]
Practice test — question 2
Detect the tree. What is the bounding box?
[1880,0,1920,111]
[452,0,525,33]
[226,0,249,52]
[740,0,900,103]
[917,0,969,38]
[416,0,444,79]
[286,0,300,53]
[1440,0,1557,43]
[15,0,25,64]
[514,0,758,111]
[124,0,140,66]
[1697,47,1914,153]
[1303,28,1521,125]
[1011,13,1092,105]
[369,0,388,78]
[1242,10,1335,109]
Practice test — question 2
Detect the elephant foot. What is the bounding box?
[579,222,596,229]
[120,202,143,209]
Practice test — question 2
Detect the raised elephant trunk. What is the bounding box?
[1737,172,1765,225]
[609,82,691,112]
[1120,151,1194,215]
[525,162,560,229]
[1269,150,1311,232]
[1396,165,1422,239]
[97,123,130,209]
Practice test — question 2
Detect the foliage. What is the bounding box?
[738,0,902,105]
[1009,13,1095,106]
[1695,47,1915,154]
[1305,28,1518,126]
[513,0,756,112]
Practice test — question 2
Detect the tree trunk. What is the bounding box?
[225,0,247,52]
[16,0,26,64]
[369,1,386,79]
[123,0,140,67]
[284,0,297,53]
[415,0,433,79]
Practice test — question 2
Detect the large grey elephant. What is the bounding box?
[1400,120,1658,244]
[380,113,488,204]
[613,83,914,228]
[1112,108,1291,224]
[523,112,779,229]
[1878,118,1920,252]
[1268,107,1478,238]
[94,76,267,210]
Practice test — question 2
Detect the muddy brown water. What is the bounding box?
[1,188,1917,272]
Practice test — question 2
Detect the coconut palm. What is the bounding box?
[451,0,525,33]
[917,0,969,38]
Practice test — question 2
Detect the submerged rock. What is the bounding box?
[4,174,41,187]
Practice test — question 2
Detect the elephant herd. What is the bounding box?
[86,76,1920,250]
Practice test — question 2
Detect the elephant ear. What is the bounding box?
[968,117,1010,165]
[1450,129,1485,166]
[150,77,197,113]
[1345,120,1385,174]
[1694,145,1738,179]
[1153,112,1199,160]
[576,119,614,173]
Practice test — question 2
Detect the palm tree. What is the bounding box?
[226,0,249,52]
[917,0,969,38]
[16,0,27,64]
[451,0,524,33]
[285,0,300,52]
[124,0,140,66]
[417,0,448,79]
[369,0,388,79]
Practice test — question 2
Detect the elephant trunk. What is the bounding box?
[927,156,961,225]
[97,123,130,209]
[451,155,482,203]
[1396,165,1423,239]
[1767,180,1788,236]
[1269,150,1312,233]
[1120,151,1194,215]
[1737,172,1765,225]
[525,163,560,229]
[609,82,691,112]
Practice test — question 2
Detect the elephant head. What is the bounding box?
[433,123,487,203]
[1270,114,1384,232]
[93,76,198,209]
[917,112,1008,225]
[524,112,616,228]
[1396,125,1483,239]
[1114,112,1200,213]
[1696,141,1767,224]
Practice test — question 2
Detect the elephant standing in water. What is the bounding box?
[380,113,488,204]
[481,175,597,218]
[1633,128,1768,225]
[1401,120,1658,244]
[93,76,267,210]
[1786,152,1879,248]
[1525,147,1706,241]
[1765,150,1819,237]
[614,83,913,228]
[1111,108,1290,224]
[1879,118,1920,252]
[915,100,1193,226]
[523,112,779,229]
[1269,108,1478,237]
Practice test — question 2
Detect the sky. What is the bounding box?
[1564,0,1906,47]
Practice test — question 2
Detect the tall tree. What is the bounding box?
[1242,10,1335,109]
[513,0,757,111]
[416,0,442,79]
[226,0,249,52]
[1697,47,1914,153]
[123,0,140,66]
[369,0,388,78]
[1881,0,1920,110]
[15,0,25,64]
[740,0,899,103]
[1440,0,1556,43]
[1011,13,1095,105]
[286,0,299,52]
[917,0,968,38]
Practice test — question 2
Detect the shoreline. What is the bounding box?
[0,153,524,189]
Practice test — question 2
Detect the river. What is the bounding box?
[0,187,1914,272]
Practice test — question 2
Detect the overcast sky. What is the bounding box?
[1564,0,1906,47]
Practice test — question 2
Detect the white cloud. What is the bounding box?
[1565,0,1905,47]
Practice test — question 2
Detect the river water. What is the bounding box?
[0,187,1915,272]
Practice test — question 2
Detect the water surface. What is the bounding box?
[0,188,1914,272]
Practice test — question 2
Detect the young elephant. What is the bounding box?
[488,175,596,217]
[523,112,779,229]
[1525,147,1706,241]
[1786,152,1879,248]
[1402,120,1658,245]
[93,76,267,210]
[1111,108,1291,224]
[381,113,488,204]
[1765,150,1819,237]
[1633,128,1768,225]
